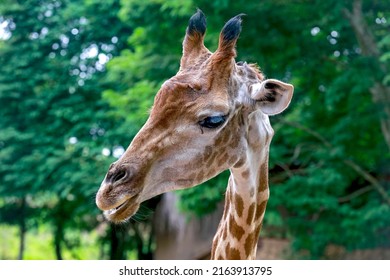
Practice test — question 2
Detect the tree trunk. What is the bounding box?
[17,197,26,260]
[52,199,65,260]
[145,221,155,259]
[54,221,63,260]
[133,222,154,260]
[370,84,390,150]
[109,224,125,259]
[343,0,390,150]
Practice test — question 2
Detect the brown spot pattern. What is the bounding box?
[255,200,267,221]
[206,152,217,166]
[241,169,249,179]
[225,242,231,257]
[255,223,263,237]
[246,202,256,224]
[228,215,245,241]
[228,247,241,260]
[234,156,246,168]
[258,162,269,192]
[196,171,204,182]
[218,151,229,163]
[244,232,257,257]
[234,194,244,217]
[229,154,238,165]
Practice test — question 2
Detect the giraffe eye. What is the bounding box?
[199,116,226,129]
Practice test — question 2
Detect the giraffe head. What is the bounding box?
[96,10,293,223]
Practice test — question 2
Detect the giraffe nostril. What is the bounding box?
[112,169,127,183]
[105,166,129,185]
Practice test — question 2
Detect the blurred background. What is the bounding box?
[0,0,389,260]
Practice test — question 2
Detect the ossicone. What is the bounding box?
[216,13,245,55]
[204,13,245,83]
[220,14,244,43]
[180,9,209,70]
[187,9,206,37]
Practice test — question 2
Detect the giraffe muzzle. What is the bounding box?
[102,193,141,223]
[96,162,144,222]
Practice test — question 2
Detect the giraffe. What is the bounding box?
[96,10,293,260]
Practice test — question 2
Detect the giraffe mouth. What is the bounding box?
[103,194,140,223]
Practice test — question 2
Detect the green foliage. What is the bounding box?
[176,171,230,217]
[1,0,389,260]
[0,0,138,259]
[380,34,390,85]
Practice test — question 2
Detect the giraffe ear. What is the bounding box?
[180,9,208,69]
[250,79,294,115]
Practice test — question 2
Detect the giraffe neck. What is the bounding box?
[211,111,273,260]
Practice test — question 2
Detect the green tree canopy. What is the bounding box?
[0,0,139,259]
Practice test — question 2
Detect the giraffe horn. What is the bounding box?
[180,9,208,69]
[205,14,244,86]
[216,14,244,56]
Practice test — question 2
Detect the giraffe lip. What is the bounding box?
[106,200,128,215]
[104,194,140,222]
[114,200,127,211]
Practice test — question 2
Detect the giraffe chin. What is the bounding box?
[103,195,140,223]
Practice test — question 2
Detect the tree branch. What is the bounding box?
[343,0,390,150]
[280,120,390,205]
[338,185,374,203]
[342,0,380,57]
